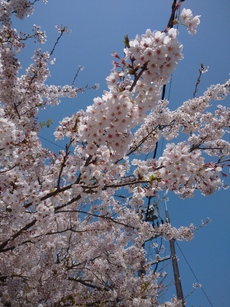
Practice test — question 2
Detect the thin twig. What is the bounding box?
[193,64,208,98]
[71,66,84,86]
[50,27,68,57]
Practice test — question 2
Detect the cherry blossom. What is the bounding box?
[0,1,229,306]
[180,8,201,35]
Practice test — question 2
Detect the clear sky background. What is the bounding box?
[13,1,230,306]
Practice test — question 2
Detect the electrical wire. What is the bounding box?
[175,241,215,307]
[39,134,66,150]
[38,134,75,155]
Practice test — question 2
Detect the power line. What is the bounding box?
[175,241,215,307]
[38,134,67,151]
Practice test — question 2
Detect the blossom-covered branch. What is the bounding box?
[0,0,229,306]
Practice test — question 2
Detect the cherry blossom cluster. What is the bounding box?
[55,27,185,162]
[0,1,229,306]
[180,8,201,35]
[0,0,33,26]
[131,142,224,198]
[124,28,183,85]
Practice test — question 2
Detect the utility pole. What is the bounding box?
[165,209,185,307]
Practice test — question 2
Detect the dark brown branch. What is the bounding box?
[129,61,149,92]
[166,0,178,30]
[127,125,161,157]
[68,277,109,292]
[55,209,136,230]
[0,219,36,253]
[56,142,71,189]
[24,155,92,209]
[50,26,68,57]
[189,136,209,152]
[13,102,21,119]
[193,64,208,98]
[54,194,82,211]
[0,164,17,174]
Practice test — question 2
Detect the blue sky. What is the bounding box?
[13,0,230,306]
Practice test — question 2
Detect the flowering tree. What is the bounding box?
[0,0,229,306]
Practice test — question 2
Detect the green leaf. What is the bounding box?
[123,34,130,48]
